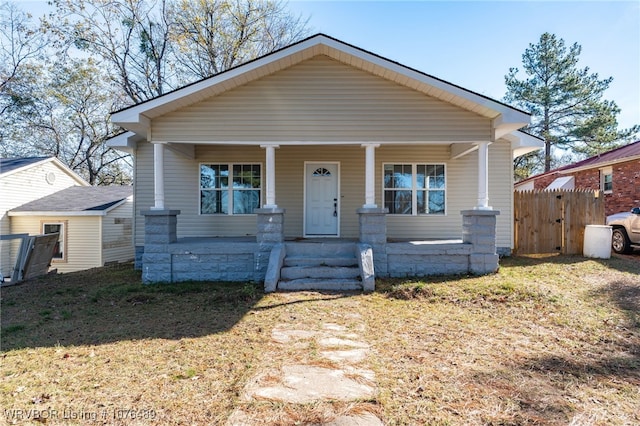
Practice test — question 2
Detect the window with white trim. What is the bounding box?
[383,164,446,215]
[600,167,613,193]
[42,222,66,261]
[200,164,261,214]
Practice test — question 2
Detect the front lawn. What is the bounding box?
[1,255,638,425]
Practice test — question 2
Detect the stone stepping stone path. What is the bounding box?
[227,315,383,425]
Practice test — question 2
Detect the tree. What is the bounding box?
[505,32,638,175]
[170,0,309,83]
[0,1,48,148]
[48,0,174,104]
[6,57,132,185]
[3,0,308,184]
[48,0,309,103]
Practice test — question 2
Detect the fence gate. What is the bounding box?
[514,189,605,255]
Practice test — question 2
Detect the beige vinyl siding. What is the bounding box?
[135,144,367,241]
[151,56,491,143]
[381,141,512,247]
[102,199,134,264]
[134,142,154,246]
[0,162,82,276]
[134,142,513,246]
[382,145,466,240]
[275,146,364,238]
[10,216,101,273]
[134,144,264,245]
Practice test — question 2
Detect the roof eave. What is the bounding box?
[8,210,106,217]
[503,131,545,159]
[106,131,145,154]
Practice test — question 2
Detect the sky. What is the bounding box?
[287,0,640,130]
[17,0,640,130]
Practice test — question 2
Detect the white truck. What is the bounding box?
[606,207,640,254]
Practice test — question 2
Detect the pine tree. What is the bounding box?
[505,32,638,174]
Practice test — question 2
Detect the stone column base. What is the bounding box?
[461,209,500,274]
[357,207,388,276]
[140,209,180,283]
[255,208,286,244]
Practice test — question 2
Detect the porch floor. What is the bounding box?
[171,237,464,246]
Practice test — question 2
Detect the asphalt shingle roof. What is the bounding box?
[11,186,133,212]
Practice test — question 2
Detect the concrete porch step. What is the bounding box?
[284,256,358,267]
[269,241,370,292]
[284,242,356,257]
[281,265,360,280]
[277,278,363,291]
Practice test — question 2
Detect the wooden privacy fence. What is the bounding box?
[514,189,605,255]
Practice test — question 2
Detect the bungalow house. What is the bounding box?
[0,157,88,278]
[515,140,640,216]
[107,34,542,290]
[8,186,134,274]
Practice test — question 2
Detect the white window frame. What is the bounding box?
[600,166,613,194]
[382,163,447,216]
[42,220,67,263]
[199,163,263,215]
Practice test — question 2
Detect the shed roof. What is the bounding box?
[9,186,132,216]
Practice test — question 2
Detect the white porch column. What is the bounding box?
[362,143,380,208]
[475,141,492,210]
[261,144,279,208]
[152,142,165,210]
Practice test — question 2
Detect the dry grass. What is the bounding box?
[1,254,639,425]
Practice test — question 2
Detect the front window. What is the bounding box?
[384,164,446,215]
[42,222,66,261]
[200,164,261,214]
[601,167,613,193]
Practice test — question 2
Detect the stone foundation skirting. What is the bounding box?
[139,208,502,284]
[139,239,500,284]
[385,242,473,277]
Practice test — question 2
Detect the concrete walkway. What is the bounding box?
[227,293,383,425]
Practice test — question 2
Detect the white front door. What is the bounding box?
[305,162,339,236]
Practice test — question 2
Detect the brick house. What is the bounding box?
[515,140,640,216]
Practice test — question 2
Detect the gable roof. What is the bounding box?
[0,156,89,186]
[9,186,132,216]
[516,140,640,186]
[110,33,531,143]
[0,157,50,174]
